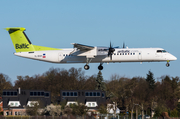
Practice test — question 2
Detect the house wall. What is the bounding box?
[0,101,3,112]
[3,109,26,116]
[60,90,106,110]
[2,89,51,116]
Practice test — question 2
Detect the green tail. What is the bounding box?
[5,27,61,52]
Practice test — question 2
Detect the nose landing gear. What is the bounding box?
[166,61,170,67]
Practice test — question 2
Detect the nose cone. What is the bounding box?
[171,55,177,61]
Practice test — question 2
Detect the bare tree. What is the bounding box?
[0,73,12,96]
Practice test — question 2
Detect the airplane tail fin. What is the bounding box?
[5,27,61,52]
[6,27,35,52]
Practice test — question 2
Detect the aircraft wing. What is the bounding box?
[72,43,94,51]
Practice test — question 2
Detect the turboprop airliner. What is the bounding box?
[5,27,177,70]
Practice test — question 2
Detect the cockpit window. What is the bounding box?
[157,50,162,53]
[157,50,167,53]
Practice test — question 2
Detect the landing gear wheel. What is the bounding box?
[84,65,90,70]
[166,63,170,67]
[98,65,103,70]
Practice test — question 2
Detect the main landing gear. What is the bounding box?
[98,63,103,70]
[84,65,90,70]
[84,58,92,70]
[166,60,170,67]
[84,64,104,70]
[84,58,104,70]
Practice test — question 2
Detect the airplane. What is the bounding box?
[5,27,177,70]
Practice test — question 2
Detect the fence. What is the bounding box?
[0,114,120,119]
[1,115,179,119]
[0,115,94,119]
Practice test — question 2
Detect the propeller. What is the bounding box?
[108,42,116,60]
[106,42,126,60]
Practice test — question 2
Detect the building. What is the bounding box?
[60,90,106,111]
[2,88,51,116]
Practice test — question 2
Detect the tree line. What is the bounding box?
[0,67,180,117]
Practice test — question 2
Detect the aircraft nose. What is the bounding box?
[171,55,177,61]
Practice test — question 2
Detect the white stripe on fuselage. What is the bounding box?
[14,48,177,63]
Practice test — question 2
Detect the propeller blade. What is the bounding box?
[123,42,125,48]
[110,41,112,48]
[110,54,112,60]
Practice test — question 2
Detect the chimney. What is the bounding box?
[18,87,21,94]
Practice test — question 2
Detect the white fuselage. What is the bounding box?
[14,47,177,64]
